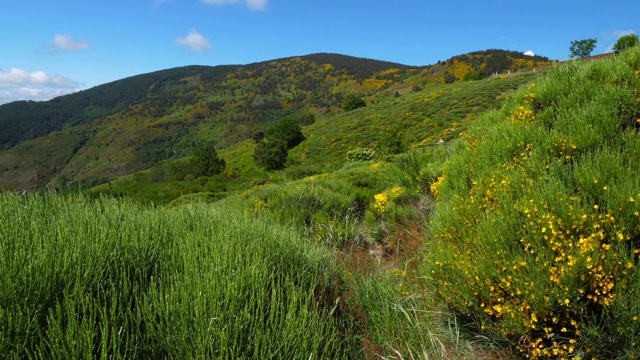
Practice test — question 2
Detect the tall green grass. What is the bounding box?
[426,47,640,358]
[0,193,355,359]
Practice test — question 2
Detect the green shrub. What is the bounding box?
[425,47,640,358]
[191,144,226,176]
[346,147,377,162]
[343,93,366,111]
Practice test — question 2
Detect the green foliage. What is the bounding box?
[251,131,265,143]
[613,33,640,52]
[254,138,289,171]
[0,65,238,148]
[297,112,316,126]
[266,116,306,149]
[444,72,456,84]
[301,53,411,81]
[347,270,482,359]
[0,49,551,192]
[343,93,367,111]
[191,144,226,177]
[570,38,597,59]
[426,46,640,358]
[0,193,356,358]
[442,49,550,82]
[135,131,186,165]
[378,129,408,155]
[253,117,306,171]
[463,70,486,81]
[294,72,540,173]
[484,51,513,74]
[346,147,378,162]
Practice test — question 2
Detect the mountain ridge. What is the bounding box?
[0,49,552,192]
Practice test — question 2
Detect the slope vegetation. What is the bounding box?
[426,47,640,358]
[0,50,551,191]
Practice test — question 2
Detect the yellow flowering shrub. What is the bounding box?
[372,185,407,216]
[373,192,389,215]
[426,47,640,358]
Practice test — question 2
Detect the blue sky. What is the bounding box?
[1,0,637,104]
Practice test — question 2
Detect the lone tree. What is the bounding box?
[613,33,639,52]
[342,93,366,111]
[253,138,288,171]
[266,116,305,149]
[569,38,597,59]
[191,144,226,177]
[253,117,305,170]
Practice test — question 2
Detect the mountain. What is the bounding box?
[0,50,552,192]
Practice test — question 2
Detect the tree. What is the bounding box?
[253,138,288,170]
[297,113,316,126]
[253,117,306,170]
[613,33,639,52]
[251,131,265,143]
[444,72,456,84]
[191,144,225,177]
[342,94,366,111]
[266,116,305,148]
[569,38,597,59]
[378,129,407,155]
[484,51,512,74]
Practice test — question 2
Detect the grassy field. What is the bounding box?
[0,193,358,359]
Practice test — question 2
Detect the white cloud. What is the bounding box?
[524,50,535,56]
[0,67,81,105]
[52,34,91,52]
[603,29,635,52]
[245,0,267,10]
[175,29,212,52]
[201,0,268,11]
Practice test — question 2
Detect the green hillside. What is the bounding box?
[0,50,551,192]
[427,47,640,358]
[2,47,639,359]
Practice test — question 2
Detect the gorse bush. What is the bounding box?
[0,193,355,359]
[426,47,640,358]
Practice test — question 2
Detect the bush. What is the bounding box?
[425,47,640,358]
[191,144,226,177]
[378,129,407,155]
[343,93,366,111]
[444,72,456,84]
[346,147,377,162]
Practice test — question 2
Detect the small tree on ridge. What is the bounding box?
[569,38,597,59]
[613,33,639,52]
